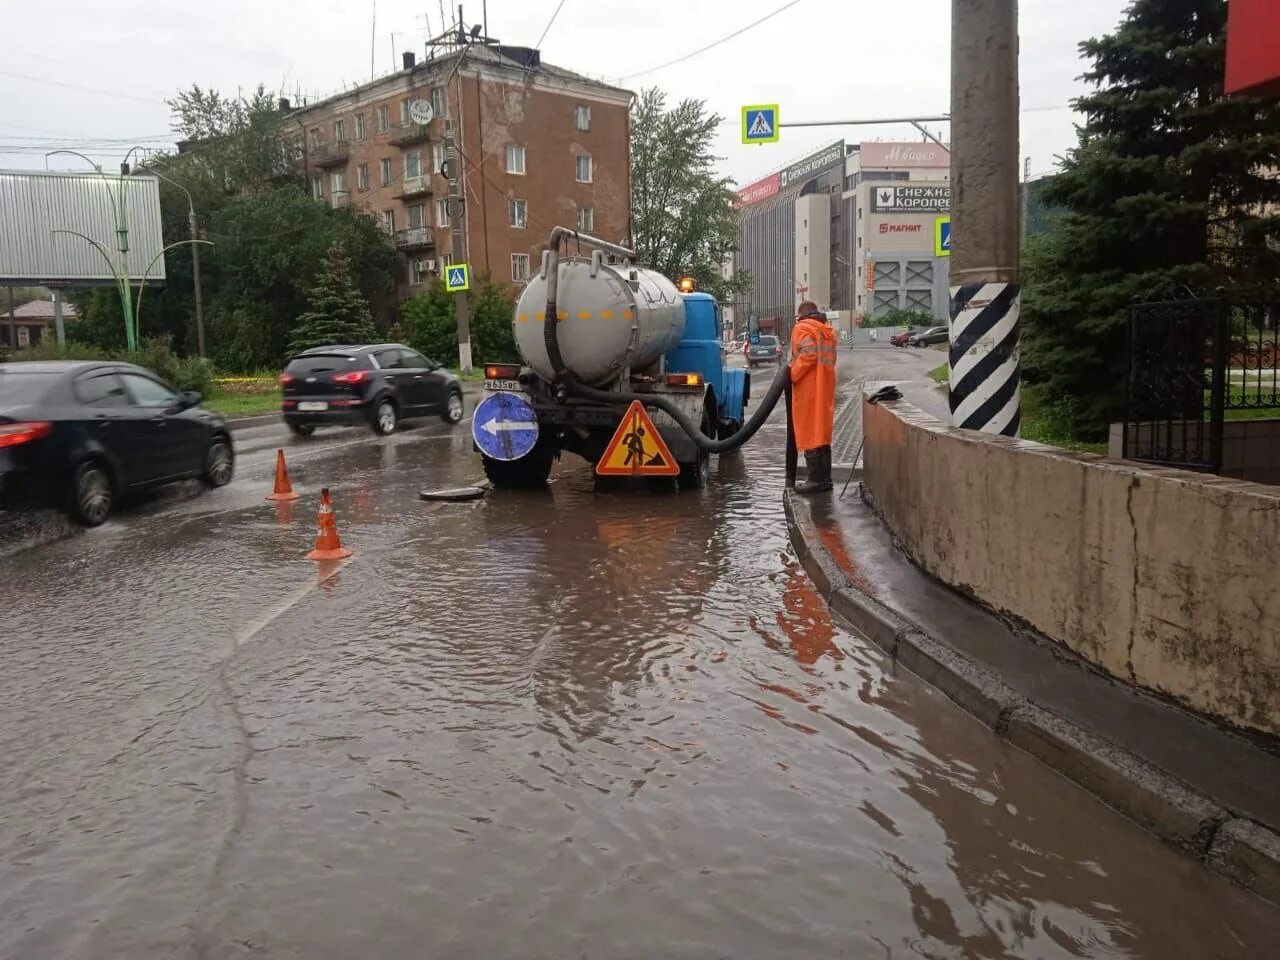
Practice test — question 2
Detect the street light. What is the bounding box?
[127,155,207,358]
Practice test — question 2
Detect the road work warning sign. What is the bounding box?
[596,400,680,476]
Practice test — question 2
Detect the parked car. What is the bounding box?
[0,361,234,526]
[890,329,919,347]
[280,343,464,437]
[909,326,950,347]
[744,335,783,367]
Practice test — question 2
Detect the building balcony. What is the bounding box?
[395,175,432,199]
[312,140,350,168]
[394,226,434,250]
[388,122,432,147]
[330,191,350,209]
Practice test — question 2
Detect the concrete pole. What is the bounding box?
[52,289,66,347]
[948,0,1022,435]
[444,125,472,373]
[189,205,206,358]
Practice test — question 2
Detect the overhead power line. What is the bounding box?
[0,70,168,106]
[535,0,568,49]
[619,0,804,81]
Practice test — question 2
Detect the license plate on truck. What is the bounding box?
[484,379,521,392]
[298,401,328,411]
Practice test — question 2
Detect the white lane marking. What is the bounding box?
[235,417,474,470]
[232,559,352,647]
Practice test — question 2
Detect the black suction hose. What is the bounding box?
[540,227,788,454]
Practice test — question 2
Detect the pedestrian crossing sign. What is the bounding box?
[446,263,471,292]
[596,400,680,476]
[741,104,780,145]
[935,217,951,258]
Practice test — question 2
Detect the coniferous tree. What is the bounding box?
[288,242,378,353]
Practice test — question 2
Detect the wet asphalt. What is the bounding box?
[1,358,1277,959]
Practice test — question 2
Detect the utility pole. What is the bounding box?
[948,0,1021,436]
[190,205,206,357]
[444,120,472,373]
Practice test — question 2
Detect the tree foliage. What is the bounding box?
[631,88,748,301]
[399,274,519,366]
[287,242,379,354]
[1021,0,1280,436]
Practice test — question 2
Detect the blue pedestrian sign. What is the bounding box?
[446,262,471,292]
[935,216,951,257]
[473,391,539,461]
[741,104,780,145]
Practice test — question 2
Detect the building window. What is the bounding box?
[400,99,411,124]
[357,163,370,191]
[311,174,324,199]
[382,209,395,234]
[803,245,808,255]
[858,207,863,220]
[857,237,862,248]
[506,144,526,175]
[575,104,590,131]
[334,118,346,142]
[575,154,592,183]
[511,254,530,282]
[509,198,527,229]
[577,206,594,233]
[16,326,30,348]
[331,169,347,193]
[432,143,446,177]
[431,87,445,119]
[355,113,367,141]
[309,128,321,149]
[377,105,389,133]
[405,150,422,180]
[407,203,427,230]
[437,198,450,224]
[380,158,392,186]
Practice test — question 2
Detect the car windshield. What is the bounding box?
[285,355,363,375]
[0,370,61,405]
[756,337,777,347]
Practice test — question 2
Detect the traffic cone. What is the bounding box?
[306,487,354,561]
[266,449,301,502]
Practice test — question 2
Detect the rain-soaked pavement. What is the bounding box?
[2,354,1278,959]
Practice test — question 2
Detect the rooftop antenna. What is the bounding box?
[483,0,488,38]
[370,0,376,82]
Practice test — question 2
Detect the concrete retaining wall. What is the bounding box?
[1109,418,1280,486]
[863,396,1280,736]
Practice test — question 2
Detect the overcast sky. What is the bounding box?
[1,0,1130,185]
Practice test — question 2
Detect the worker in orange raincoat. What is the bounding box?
[789,301,839,494]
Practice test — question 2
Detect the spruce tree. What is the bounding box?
[1022,0,1280,437]
[288,242,379,354]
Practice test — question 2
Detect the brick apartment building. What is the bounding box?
[284,43,633,300]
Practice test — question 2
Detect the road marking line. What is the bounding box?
[232,559,351,647]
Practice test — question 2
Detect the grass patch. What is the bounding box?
[1021,389,1108,454]
[205,376,281,418]
[928,362,948,384]
[450,367,486,382]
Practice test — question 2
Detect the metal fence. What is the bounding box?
[1123,294,1280,472]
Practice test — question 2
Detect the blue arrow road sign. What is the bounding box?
[473,391,539,461]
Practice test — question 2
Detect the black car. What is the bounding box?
[909,326,950,347]
[280,344,464,437]
[745,335,783,367]
[0,361,234,526]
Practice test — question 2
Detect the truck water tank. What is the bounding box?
[514,253,686,387]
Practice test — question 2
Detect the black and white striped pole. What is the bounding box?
[949,0,1021,435]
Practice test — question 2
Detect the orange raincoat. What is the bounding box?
[789,314,839,452]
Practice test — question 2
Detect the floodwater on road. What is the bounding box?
[1,373,1276,958]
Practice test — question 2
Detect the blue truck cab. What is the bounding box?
[664,292,750,438]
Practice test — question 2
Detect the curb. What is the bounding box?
[784,489,1280,905]
[224,381,484,430]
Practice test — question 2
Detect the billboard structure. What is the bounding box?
[1225,0,1280,96]
[0,169,166,286]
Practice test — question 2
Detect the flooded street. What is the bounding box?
[2,364,1277,959]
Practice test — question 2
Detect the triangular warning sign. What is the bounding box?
[748,111,773,137]
[596,400,681,477]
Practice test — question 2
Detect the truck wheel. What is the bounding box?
[677,406,713,489]
[482,443,554,489]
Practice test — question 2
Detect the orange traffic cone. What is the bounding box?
[266,449,300,502]
[306,487,353,561]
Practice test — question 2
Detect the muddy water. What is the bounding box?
[1,399,1276,958]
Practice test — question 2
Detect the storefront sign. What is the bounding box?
[779,141,845,188]
[736,172,780,206]
[858,142,950,170]
[870,184,951,212]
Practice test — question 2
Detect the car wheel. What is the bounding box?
[442,389,464,425]
[204,435,235,487]
[287,421,314,438]
[71,460,112,527]
[373,398,398,436]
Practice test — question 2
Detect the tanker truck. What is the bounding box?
[474,228,785,490]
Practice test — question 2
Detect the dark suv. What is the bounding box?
[280,344,464,437]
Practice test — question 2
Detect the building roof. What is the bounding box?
[1,300,79,321]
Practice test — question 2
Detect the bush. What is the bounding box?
[5,337,213,395]
[400,273,519,367]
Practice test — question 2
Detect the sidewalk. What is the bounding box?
[786,400,1280,905]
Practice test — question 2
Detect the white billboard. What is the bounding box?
[0,169,166,286]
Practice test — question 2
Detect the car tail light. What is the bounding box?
[665,373,703,387]
[279,372,295,385]
[0,422,53,448]
[332,370,370,385]
[485,363,520,379]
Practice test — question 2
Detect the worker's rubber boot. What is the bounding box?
[795,446,833,495]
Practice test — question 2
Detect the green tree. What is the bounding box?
[1021,0,1280,437]
[288,242,379,353]
[631,88,748,301]
[400,274,519,365]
